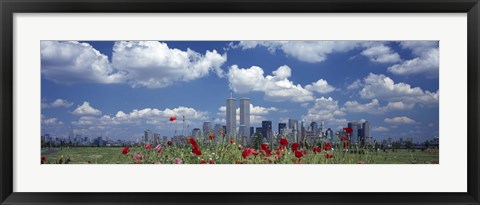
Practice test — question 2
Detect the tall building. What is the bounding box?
[144,130,154,143]
[288,119,298,142]
[325,128,334,142]
[310,121,318,136]
[278,123,287,135]
[255,127,263,136]
[261,121,272,140]
[239,98,251,138]
[300,121,306,143]
[348,122,362,144]
[213,124,223,136]
[192,128,201,137]
[250,127,255,137]
[226,97,236,137]
[203,121,212,136]
[362,121,370,145]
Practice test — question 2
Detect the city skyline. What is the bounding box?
[41,40,439,142]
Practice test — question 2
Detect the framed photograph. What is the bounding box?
[1,0,479,204]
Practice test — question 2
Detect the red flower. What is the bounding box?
[230,137,235,144]
[242,148,258,159]
[122,146,130,155]
[358,161,366,164]
[189,137,198,147]
[343,141,349,149]
[280,138,288,146]
[302,149,308,155]
[167,141,173,146]
[209,133,215,140]
[235,161,241,164]
[134,152,142,160]
[312,147,322,153]
[343,127,353,134]
[341,135,349,141]
[291,143,299,151]
[169,116,177,121]
[201,159,207,164]
[192,147,202,155]
[261,143,270,151]
[325,154,333,159]
[323,142,332,151]
[276,145,286,150]
[275,150,283,159]
[294,150,304,158]
[41,156,46,164]
[209,159,214,164]
[145,143,152,150]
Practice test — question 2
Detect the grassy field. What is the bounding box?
[41,140,439,164]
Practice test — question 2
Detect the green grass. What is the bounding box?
[41,143,439,164]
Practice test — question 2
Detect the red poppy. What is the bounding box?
[302,149,308,155]
[134,152,142,160]
[169,116,177,121]
[167,141,173,146]
[294,150,304,158]
[122,146,130,155]
[41,156,46,164]
[209,159,214,164]
[242,148,258,159]
[201,159,207,164]
[291,143,299,151]
[209,133,215,140]
[145,143,152,150]
[323,142,332,151]
[261,143,270,151]
[343,127,353,134]
[343,141,349,149]
[275,150,283,159]
[325,154,333,159]
[230,137,235,144]
[341,135,349,141]
[189,138,198,147]
[192,147,202,155]
[235,161,241,164]
[276,145,286,150]
[280,138,288,146]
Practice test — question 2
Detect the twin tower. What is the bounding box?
[226,97,250,139]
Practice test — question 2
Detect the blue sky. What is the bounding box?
[41,41,439,142]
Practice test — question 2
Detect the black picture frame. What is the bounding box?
[1,0,479,204]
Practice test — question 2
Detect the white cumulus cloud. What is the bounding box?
[227,65,315,102]
[384,116,416,124]
[361,44,402,63]
[42,98,73,108]
[387,41,439,76]
[305,79,336,94]
[73,102,102,116]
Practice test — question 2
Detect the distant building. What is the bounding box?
[362,121,370,145]
[239,98,250,139]
[300,121,306,143]
[192,128,201,137]
[144,130,154,143]
[278,123,287,136]
[288,119,298,142]
[348,122,362,144]
[203,121,212,136]
[226,97,237,137]
[261,121,272,140]
[325,128,334,142]
[250,127,255,137]
[255,127,263,138]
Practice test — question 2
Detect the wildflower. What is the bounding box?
[230,137,235,144]
[326,154,333,159]
[323,142,332,151]
[167,141,173,146]
[242,148,258,159]
[238,145,243,150]
[155,144,162,153]
[173,158,183,164]
[312,147,322,153]
[192,147,202,156]
[189,138,198,147]
[302,149,308,155]
[41,156,46,164]
[169,116,176,121]
[209,159,214,164]
[121,146,130,154]
[134,152,142,160]
[294,150,304,158]
[201,159,207,164]
[209,133,215,141]
[291,143,299,151]
[235,161,241,164]
[145,143,152,150]
[261,143,270,151]
[343,127,352,134]
[280,138,288,146]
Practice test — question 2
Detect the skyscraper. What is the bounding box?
[362,121,370,145]
[203,121,212,136]
[348,122,362,144]
[288,119,298,142]
[239,98,251,138]
[226,97,236,137]
[261,121,272,140]
[278,123,287,135]
[310,121,318,136]
[300,121,306,143]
